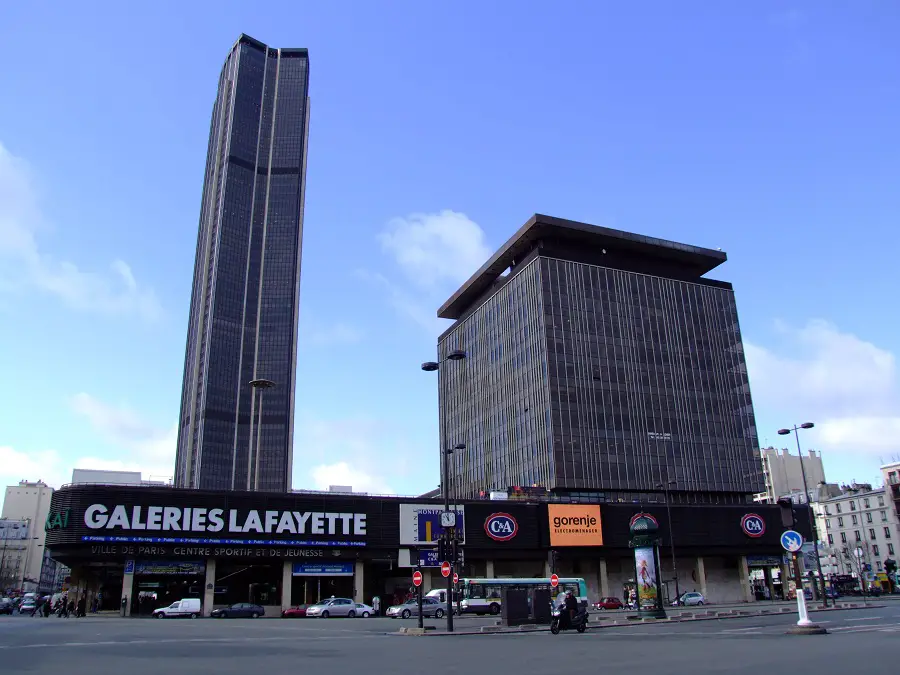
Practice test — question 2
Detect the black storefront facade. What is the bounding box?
[45,485,811,615]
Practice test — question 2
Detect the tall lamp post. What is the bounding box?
[656,480,680,605]
[248,379,276,491]
[422,348,467,633]
[778,423,828,608]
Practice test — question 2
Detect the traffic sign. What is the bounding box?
[550,574,560,588]
[441,561,451,577]
[453,573,459,584]
[781,530,804,552]
[412,570,423,587]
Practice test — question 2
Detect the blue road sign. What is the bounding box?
[781,530,804,552]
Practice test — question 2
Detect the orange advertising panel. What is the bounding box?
[548,504,603,546]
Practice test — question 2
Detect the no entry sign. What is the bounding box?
[413,570,423,587]
[453,573,459,584]
[441,561,451,577]
[550,574,560,588]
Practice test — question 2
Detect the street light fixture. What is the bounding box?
[248,379,276,491]
[778,423,829,608]
[421,348,467,633]
[655,480,680,605]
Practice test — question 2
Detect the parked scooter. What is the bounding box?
[550,606,589,634]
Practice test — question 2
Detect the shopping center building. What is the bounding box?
[45,483,810,616]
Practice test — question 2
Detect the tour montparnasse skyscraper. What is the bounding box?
[175,34,310,492]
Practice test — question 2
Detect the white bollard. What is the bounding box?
[796,585,812,626]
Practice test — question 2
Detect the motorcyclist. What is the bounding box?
[564,591,579,624]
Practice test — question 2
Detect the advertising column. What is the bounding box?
[629,513,666,619]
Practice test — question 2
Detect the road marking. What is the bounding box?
[0,634,390,650]
[720,627,764,632]
[846,616,880,621]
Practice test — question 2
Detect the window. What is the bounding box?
[841,532,847,543]
[828,534,834,545]
[850,501,857,511]
[836,504,842,513]
[855,531,862,541]
[870,528,877,540]
[885,527,892,539]
[889,544,895,555]
[825,506,831,515]
[838,517,844,527]
[866,513,873,523]
[882,511,888,522]
[878,561,883,570]
[878,496,885,506]
[852,515,858,525]
[826,519,832,529]
[864,498,870,508]
[873,545,880,556]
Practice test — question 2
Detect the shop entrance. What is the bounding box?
[131,560,205,616]
[747,555,784,601]
[214,562,282,608]
[289,562,354,605]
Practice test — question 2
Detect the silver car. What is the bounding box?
[386,597,447,619]
[305,597,360,618]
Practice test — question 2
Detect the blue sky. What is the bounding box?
[1,1,898,506]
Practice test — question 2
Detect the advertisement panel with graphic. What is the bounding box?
[634,546,658,609]
[399,504,465,545]
[548,504,603,546]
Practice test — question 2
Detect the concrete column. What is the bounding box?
[121,568,134,617]
[203,559,216,616]
[281,560,293,610]
[738,556,753,603]
[543,560,551,578]
[696,557,708,597]
[422,569,433,592]
[486,560,495,578]
[765,567,776,601]
[598,559,609,597]
[354,561,365,603]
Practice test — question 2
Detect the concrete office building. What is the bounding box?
[175,34,311,493]
[435,214,763,504]
[754,447,827,504]
[1,480,54,591]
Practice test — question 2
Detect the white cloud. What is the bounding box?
[0,446,70,493]
[354,269,445,335]
[378,210,491,288]
[303,320,363,347]
[0,141,162,321]
[310,462,394,495]
[70,392,177,480]
[746,320,900,461]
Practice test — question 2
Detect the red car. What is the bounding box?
[281,604,309,618]
[593,597,624,610]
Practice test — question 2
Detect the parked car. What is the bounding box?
[0,599,13,615]
[152,598,202,619]
[353,603,375,617]
[19,600,36,614]
[672,592,706,607]
[386,597,447,619]
[592,597,624,610]
[306,597,358,618]
[281,604,309,618]
[211,603,265,618]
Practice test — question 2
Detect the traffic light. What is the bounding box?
[777,498,795,528]
[437,535,449,562]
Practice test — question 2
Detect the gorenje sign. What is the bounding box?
[83,504,366,546]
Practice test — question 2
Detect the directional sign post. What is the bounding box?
[780,530,827,635]
[441,561,451,578]
[781,530,804,553]
[413,569,424,629]
[550,573,560,588]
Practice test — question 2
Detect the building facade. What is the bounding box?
[881,461,900,521]
[754,447,827,504]
[436,214,762,504]
[1,480,54,591]
[818,485,900,589]
[175,34,311,493]
[44,484,808,615]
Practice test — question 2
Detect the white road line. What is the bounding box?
[846,616,880,621]
[0,634,390,650]
[720,627,764,632]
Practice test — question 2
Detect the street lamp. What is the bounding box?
[422,348,467,633]
[778,423,829,608]
[248,379,276,491]
[655,480,680,605]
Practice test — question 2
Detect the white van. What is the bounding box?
[152,598,202,619]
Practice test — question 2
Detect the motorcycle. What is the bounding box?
[550,606,588,634]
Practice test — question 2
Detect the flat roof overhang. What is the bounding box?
[437,214,728,320]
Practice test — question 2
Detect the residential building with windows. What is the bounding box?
[175,34,311,492]
[881,461,900,520]
[754,446,827,504]
[435,214,763,504]
[1,480,54,591]
[817,484,899,581]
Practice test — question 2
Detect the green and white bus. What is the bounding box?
[452,577,588,615]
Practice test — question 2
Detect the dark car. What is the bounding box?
[281,605,309,618]
[0,600,13,615]
[211,603,265,618]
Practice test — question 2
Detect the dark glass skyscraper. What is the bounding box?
[175,35,310,492]
[436,214,763,504]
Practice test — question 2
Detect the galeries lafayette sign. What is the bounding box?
[83,504,366,545]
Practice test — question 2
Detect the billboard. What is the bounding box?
[0,520,28,540]
[634,547,659,609]
[548,504,603,546]
[399,504,466,545]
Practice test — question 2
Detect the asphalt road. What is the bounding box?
[2,605,899,675]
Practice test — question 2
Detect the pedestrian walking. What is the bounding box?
[372,595,380,617]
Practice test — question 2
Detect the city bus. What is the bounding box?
[450,577,588,615]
